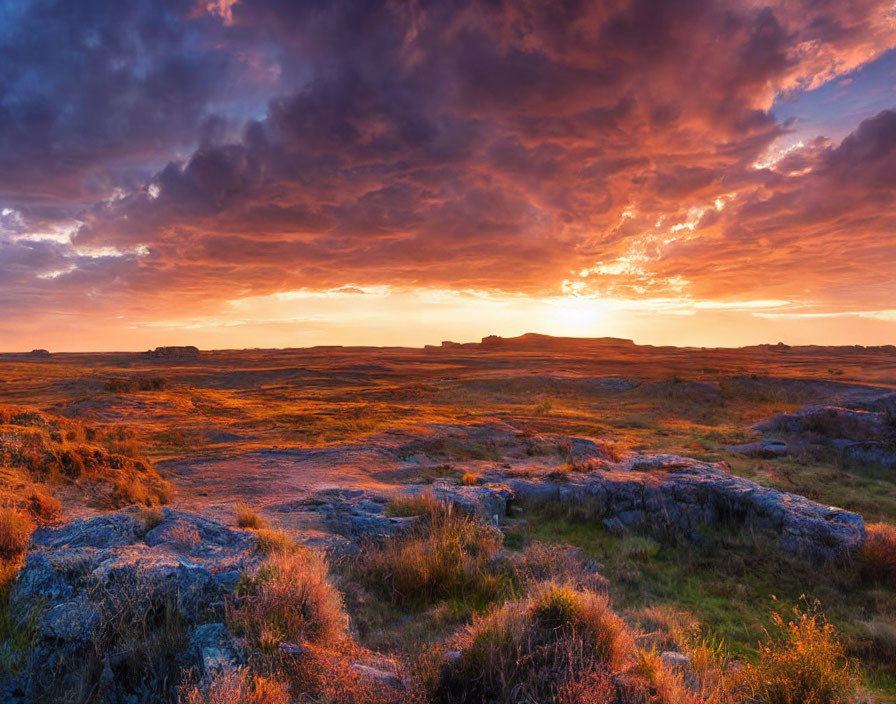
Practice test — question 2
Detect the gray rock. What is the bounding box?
[350,663,405,690]
[9,509,260,701]
[661,651,692,670]
[214,569,243,592]
[602,517,626,535]
[187,623,243,678]
[726,439,788,458]
[502,454,865,562]
[424,479,514,520]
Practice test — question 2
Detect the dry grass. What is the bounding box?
[165,522,201,551]
[237,504,267,530]
[0,506,34,557]
[27,489,61,523]
[179,665,290,704]
[860,522,896,583]
[382,491,448,519]
[437,582,641,703]
[138,506,166,532]
[228,547,347,653]
[254,528,298,556]
[741,604,858,704]
[0,405,172,516]
[356,496,504,607]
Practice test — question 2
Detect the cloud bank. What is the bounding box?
[1,0,895,348]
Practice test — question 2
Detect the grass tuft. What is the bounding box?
[228,547,347,651]
[0,507,34,557]
[741,602,858,704]
[237,504,267,530]
[438,582,637,703]
[860,522,896,583]
[179,665,290,704]
[355,496,504,608]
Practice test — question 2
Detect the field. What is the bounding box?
[1,334,895,702]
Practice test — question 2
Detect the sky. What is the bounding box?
[1,0,896,351]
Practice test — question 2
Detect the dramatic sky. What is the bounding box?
[2,0,896,351]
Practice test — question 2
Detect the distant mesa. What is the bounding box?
[27,349,51,358]
[143,345,201,359]
[425,333,638,352]
[480,333,636,349]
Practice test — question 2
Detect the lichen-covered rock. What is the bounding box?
[500,455,865,562]
[756,405,890,442]
[7,508,259,701]
[753,404,896,468]
[187,623,244,679]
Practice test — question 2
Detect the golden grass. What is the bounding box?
[254,528,298,556]
[0,405,172,517]
[439,582,640,703]
[860,522,896,583]
[228,547,347,652]
[179,665,290,704]
[27,489,61,523]
[0,507,34,557]
[382,491,447,519]
[356,496,504,607]
[237,504,267,530]
[741,604,858,704]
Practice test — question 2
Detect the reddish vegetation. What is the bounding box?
[861,523,896,583]
[0,405,171,521]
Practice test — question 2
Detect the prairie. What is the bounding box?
[0,334,895,702]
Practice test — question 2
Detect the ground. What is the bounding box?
[1,335,895,700]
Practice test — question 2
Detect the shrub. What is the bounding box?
[228,547,347,651]
[507,541,607,593]
[254,529,298,556]
[860,522,896,583]
[437,582,637,703]
[105,378,134,394]
[237,504,267,530]
[355,497,504,607]
[0,507,34,557]
[741,604,857,704]
[27,490,61,523]
[179,665,290,704]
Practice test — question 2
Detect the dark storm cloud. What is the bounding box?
[1,0,895,323]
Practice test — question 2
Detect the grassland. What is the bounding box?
[0,336,895,701]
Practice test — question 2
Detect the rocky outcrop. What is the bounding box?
[751,404,896,468]
[143,345,201,360]
[7,508,258,702]
[499,455,865,562]
[303,453,865,564]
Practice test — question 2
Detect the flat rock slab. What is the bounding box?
[498,455,865,562]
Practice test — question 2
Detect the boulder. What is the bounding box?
[7,508,259,701]
[725,439,788,458]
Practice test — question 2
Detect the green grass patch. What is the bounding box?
[508,510,896,696]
